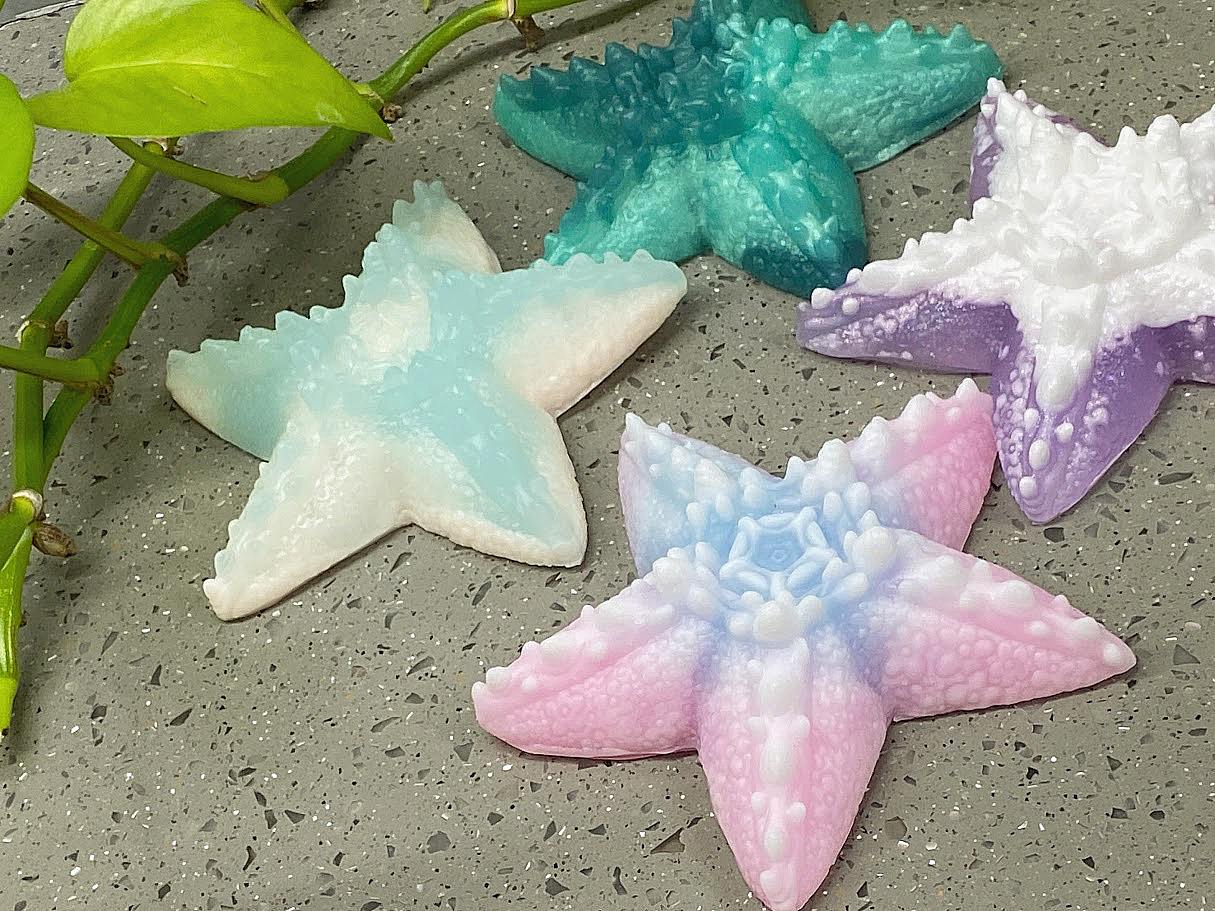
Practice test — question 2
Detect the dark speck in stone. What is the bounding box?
[650,830,685,854]
[1172,645,1199,665]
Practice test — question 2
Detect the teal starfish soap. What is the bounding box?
[496,0,1002,295]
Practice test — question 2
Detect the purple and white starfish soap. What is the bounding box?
[473,380,1135,911]
[798,79,1215,522]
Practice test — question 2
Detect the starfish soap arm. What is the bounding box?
[545,115,867,295]
[205,405,415,620]
[618,414,770,575]
[861,530,1135,721]
[473,579,706,758]
[796,207,1017,373]
[493,0,816,182]
[969,82,1087,205]
[166,308,323,460]
[695,634,887,911]
[543,145,710,269]
[495,57,619,184]
[845,378,994,551]
[989,329,1174,523]
[790,20,1003,173]
[490,253,687,417]
[385,180,503,276]
[205,375,588,620]
[702,114,866,293]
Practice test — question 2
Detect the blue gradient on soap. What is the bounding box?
[166,181,687,619]
[495,0,1003,295]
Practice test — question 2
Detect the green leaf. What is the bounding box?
[25,0,391,140]
[0,74,35,221]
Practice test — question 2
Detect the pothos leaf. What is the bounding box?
[24,0,391,140]
[0,74,34,221]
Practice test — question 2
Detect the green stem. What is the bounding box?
[23,182,184,276]
[0,491,38,731]
[110,138,290,207]
[14,156,160,492]
[256,0,298,30]
[0,344,101,386]
[0,494,38,575]
[371,0,578,98]
[4,156,161,721]
[0,530,33,733]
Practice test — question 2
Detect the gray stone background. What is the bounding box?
[0,0,74,23]
[0,0,1211,908]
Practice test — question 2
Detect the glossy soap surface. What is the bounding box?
[167,181,686,619]
[799,79,1215,522]
[474,381,1135,911]
[496,0,1002,294]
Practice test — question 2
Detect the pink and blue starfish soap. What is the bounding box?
[166,181,687,620]
[495,0,1002,295]
[473,380,1135,911]
[799,79,1215,522]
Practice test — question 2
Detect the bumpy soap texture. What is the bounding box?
[495,0,1002,295]
[167,182,686,620]
[799,79,1215,522]
[474,380,1134,911]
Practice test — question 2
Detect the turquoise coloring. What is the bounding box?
[496,0,1003,294]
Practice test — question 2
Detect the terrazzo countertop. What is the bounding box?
[0,0,1212,908]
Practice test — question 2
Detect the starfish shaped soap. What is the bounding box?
[474,380,1134,911]
[495,0,1002,295]
[167,181,686,619]
[799,79,1215,522]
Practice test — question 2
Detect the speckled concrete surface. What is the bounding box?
[0,0,1211,908]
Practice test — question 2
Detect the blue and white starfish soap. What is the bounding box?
[167,182,687,619]
[475,380,1135,911]
[496,0,1002,294]
[800,79,1215,521]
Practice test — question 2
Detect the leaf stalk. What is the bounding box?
[110,137,291,206]
[22,181,185,277]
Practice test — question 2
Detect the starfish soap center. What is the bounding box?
[648,444,899,646]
